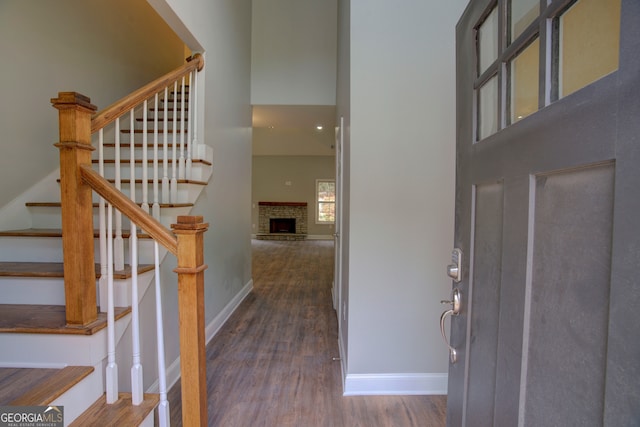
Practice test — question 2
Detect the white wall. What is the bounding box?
[0,0,185,208]
[251,0,338,105]
[342,0,467,393]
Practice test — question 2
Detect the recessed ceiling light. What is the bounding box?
[316,125,323,131]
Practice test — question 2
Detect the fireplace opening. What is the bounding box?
[270,218,296,234]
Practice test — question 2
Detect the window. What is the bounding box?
[316,179,335,224]
[473,0,620,142]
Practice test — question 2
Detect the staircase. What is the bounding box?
[0,56,210,426]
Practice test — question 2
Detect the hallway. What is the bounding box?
[167,239,446,426]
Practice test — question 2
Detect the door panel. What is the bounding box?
[465,182,504,426]
[449,0,640,425]
[524,163,614,427]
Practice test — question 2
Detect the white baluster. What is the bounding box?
[114,118,125,271]
[154,241,170,427]
[192,68,201,161]
[106,204,118,404]
[170,81,178,203]
[98,130,108,312]
[162,87,170,203]
[152,93,160,220]
[185,71,193,180]
[178,76,186,181]
[142,100,150,213]
[130,220,143,405]
[130,109,137,205]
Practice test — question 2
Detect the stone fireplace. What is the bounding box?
[257,202,307,240]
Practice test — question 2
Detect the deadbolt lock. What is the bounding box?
[446,248,462,283]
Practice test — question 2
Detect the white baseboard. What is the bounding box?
[250,234,334,241]
[343,373,448,396]
[149,279,254,393]
[306,235,334,240]
[205,279,253,344]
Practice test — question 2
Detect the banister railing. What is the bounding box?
[52,54,207,427]
[91,54,203,133]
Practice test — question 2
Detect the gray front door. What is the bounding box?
[447,0,639,425]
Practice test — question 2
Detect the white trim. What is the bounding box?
[315,178,336,225]
[0,362,68,369]
[343,373,448,396]
[305,234,334,240]
[148,356,182,394]
[205,279,253,343]
[337,335,347,391]
[147,279,254,393]
[250,234,334,240]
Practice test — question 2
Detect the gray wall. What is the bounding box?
[251,0,337,105]
[252,156,336,237]
[336,0,351,374]
[338,0,467,391]
[0,0,185,208]
[153,0,253,357]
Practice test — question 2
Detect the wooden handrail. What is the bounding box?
[79,165,178,255]
[91,53,204,133]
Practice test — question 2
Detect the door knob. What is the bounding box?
[440,288,461,364]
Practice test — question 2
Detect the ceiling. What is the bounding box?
[251,105,336,156]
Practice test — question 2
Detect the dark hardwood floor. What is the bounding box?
[167,239,447,426]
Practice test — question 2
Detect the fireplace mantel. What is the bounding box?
[258,202,307,207]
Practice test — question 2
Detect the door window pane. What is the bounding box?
[510,0,538,43]
[478,7,499,76]
[510,38,539,123]
[478,75,499,140]
[559,0,621,98]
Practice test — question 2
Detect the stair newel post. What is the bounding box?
[171,215,209,427]
[51,92,98,326]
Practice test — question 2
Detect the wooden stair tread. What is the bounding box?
[0,228,153,239]
[70,393,160,427]
[120,129,186,133]
[55,177,207,186]
[25,201,194,209]
[0,261,154,279]
[135,117,188,122]
[0,304,131,335]
[91,158,211,166]
[0,366,94,406]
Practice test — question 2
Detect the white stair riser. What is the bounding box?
[0,319,128,367]
[93,162,211,182]
[52,366,103,427]
[28,205,193,230]
[0,236,168,266]
[0,236,63,262]
[0,277,67,305]
[0,269,158,309]
[87,182,208,205]
[98,270,155,312]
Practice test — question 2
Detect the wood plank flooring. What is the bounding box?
[166,239,446,426]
